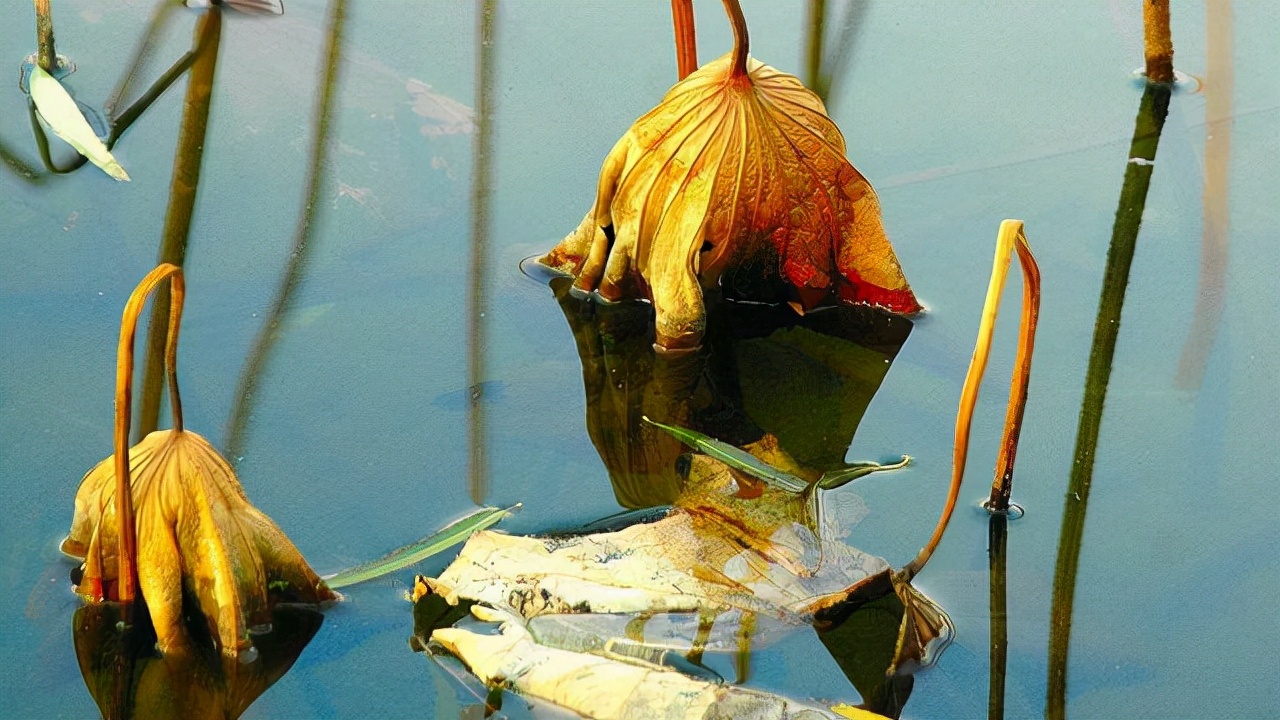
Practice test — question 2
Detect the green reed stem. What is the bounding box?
[1045,81,1171,720]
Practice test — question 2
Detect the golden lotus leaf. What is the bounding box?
[63,428,336,657]
[541,52,921,350]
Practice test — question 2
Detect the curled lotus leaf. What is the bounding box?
[541,52,920,350]
[63,428,336,658]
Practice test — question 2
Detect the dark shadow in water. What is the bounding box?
[467,0,498,505]
[551,281,912,510]
[73,599,322,720]
[225,0,347,460]
[1177,0,1233,390]
[1046,82,1172,719]
[137,8,223,440]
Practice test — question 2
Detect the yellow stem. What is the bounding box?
[990,230,1041,510]
[672,0,697,80]
[1143,0,1175,83]
[113,263,186,603]
[720,0,749,78]
[898,220,1040,582]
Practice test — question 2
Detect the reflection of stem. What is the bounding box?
[34,0,57,73]
[1176,0,1233,390]
[106,0,179,117]
[0,136,41,181]
[671,0,697,80]
[137,9,222,440]
[987,514,1008,720]
[1046,82,1171,720]
[225,0,346,460]
[898,221,1040,583]
[1142,0,1174,83]
[818,0,869,105]
[803,0,825,93]
[114,264,187,605]
[467,0,497,504]
[721,0,749,78]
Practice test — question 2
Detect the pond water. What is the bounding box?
[1,1,1277,718]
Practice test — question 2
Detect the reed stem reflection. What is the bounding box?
[225,0,347,460]
[1046,81,1171,720]
[466,0,497,505]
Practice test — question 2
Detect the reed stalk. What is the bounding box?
[34,0,57,73]
[671,0,697,80]
[1046,80,1171,720]
[1142,0,1175,83]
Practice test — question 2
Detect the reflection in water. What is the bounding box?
[73,601,322,720]
[225,0,347,460]
[413,285,948,716]
[552,280,911,509]
[1046,82,1172,719]
[1177,0,1233,390]
[139,8,223,439]
[987,513,1008,720]
[803,0,868,104]
[467,0,497,505]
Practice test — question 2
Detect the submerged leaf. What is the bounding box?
[541,53,919,349]
[27,65,129,181]
[64,429,336,657]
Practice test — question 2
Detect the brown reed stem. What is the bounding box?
[1143,0,1175,83]
[672,0,697,80]
[34,0,57,73]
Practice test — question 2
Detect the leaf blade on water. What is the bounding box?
[28,65,129,181]
[641,416,809,494]
[324,504,518,589]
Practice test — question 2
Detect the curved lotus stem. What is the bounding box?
[721,0,749,78]
[897,221,1040,583]
[671,0,697,80]
[113,263,186,603]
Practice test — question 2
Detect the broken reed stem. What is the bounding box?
[1142,0,1175,84]
[721,0,749,78]
[804,0,826,93]
[138,8,221,440]
[897,220,1040,583]
[34,0,57,73]
[114,263,186,604]
[671,0,697,80]
[988,513,1009,720]
[988,227,1041,511]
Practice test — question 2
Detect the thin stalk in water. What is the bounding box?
[466,0,497,504]
[1046,81,1172,720]
[988,513,1008,720]
[34,0,57,73]
[671,0,697,80]
[898,220,1041,583]
[225,0,347,460]
[137,8,222,440]
[1143,0,1175,84]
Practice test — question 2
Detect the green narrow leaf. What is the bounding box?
[28,65,130,181]
[817,455,911,490]
[324,504,518,589]
[641,416,809,494]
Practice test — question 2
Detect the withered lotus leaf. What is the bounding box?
[541,51,920,350]
[63,263,335,659]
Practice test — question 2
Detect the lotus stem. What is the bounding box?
[804,0,825,92]
[671,0,697,80]
[721,0,749,78]
[114,263,186,604]
[33,0,57,74]
[897,220,1040,583]
[988,226,1041,511]
[139,8,221,439]
[1142,0,1174,84]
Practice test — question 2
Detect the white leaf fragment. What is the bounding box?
[28,65,129,181]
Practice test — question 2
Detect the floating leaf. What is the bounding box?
[540,44,919,349]
[322,504,518,589]
[27,64,129,181]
